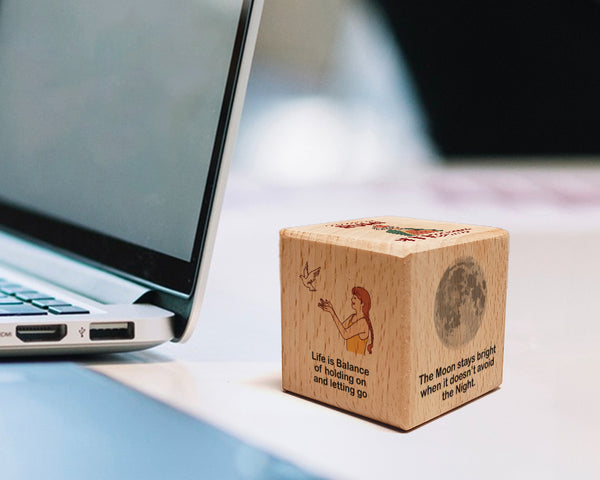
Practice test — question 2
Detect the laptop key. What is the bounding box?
[32,299,72,309]
[48,306,89,315]
[0,304,47,316]
[0,296,23,305]
[0,284,36,295]
[15,292,55,302]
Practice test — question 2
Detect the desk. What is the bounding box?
[88,166,599,479]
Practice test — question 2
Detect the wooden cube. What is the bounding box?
[280,216,509,430]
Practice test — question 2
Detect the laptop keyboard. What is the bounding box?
[0,279,89,317]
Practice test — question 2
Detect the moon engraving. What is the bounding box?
[434,257,486,348]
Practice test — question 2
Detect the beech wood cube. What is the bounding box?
[280,216,509,430]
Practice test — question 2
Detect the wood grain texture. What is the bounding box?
[280,216,508,430]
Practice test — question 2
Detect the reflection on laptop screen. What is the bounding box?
[0,0,243,262]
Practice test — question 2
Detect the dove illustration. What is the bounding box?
[299,262,321,291]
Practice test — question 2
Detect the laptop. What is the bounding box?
[0,0,263,355]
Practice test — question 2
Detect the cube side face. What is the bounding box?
[407,232,509,428]
[280,234,411,428]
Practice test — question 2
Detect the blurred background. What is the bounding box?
[235,0,600,183]
[235,0,434,185]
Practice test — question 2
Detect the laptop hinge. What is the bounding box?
[0,230,148,305]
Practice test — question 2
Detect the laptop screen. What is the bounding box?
[0,0,252,295]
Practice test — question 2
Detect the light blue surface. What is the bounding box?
[0,363,321,480]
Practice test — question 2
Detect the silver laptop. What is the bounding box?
[0,0,263,355]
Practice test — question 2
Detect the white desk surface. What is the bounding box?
[88,166,600,479]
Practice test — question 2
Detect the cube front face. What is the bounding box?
[408,236,508,428]
[280,217,508,430]
[281,237,410,427]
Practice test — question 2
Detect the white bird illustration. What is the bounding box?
[299,262,321,292]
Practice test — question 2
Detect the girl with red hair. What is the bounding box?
[318,287,374,355]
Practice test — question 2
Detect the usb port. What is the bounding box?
[16,324,67,342]
[89,322,134,341]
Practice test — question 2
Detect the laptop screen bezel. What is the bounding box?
[0,0,254,298]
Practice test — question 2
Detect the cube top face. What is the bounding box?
[280,216,506,257]
[280,217,509,430]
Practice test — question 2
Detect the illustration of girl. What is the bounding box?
[318,287,374,355]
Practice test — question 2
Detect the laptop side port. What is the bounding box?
[89,322,134,341]
[16,324,67,342]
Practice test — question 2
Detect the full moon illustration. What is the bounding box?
[434,257,486,348]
